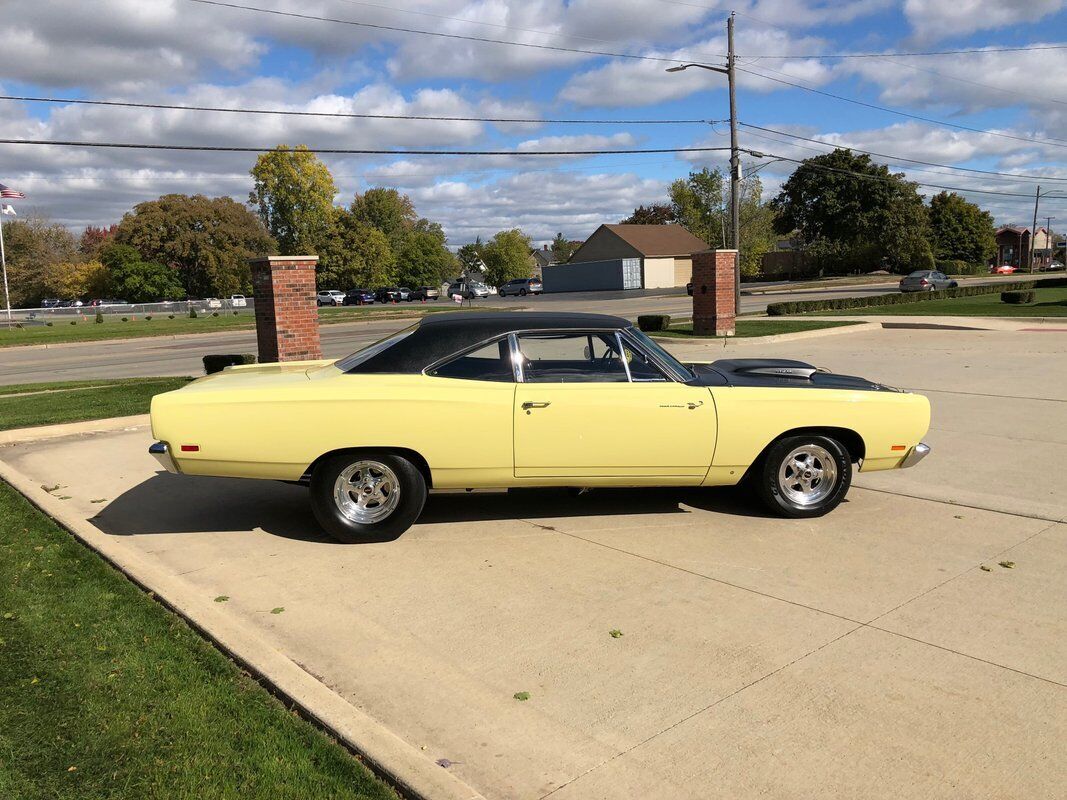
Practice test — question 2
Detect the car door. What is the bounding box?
[512,331,715,480]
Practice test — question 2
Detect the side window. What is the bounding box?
[622,342,668,382]
[516,332,628,383]
[429,340,514,382]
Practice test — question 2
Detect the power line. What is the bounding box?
[742,43,1067,59]
[0,138,730,156]
[748,148,1067,199]
[741,123,1067,183]
[735,64,1067,149]
[185,0,720,66]
[0,94,708,125]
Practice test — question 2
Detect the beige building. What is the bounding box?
[568,224,709,288]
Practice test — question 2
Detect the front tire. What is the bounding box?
[757,435,851,518]
[310,452,427,542]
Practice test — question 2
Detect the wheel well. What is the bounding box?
[744,426,866,480]
[302,447,433,488]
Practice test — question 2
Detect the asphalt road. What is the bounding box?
[0,276,1040,385]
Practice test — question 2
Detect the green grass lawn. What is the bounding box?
[653,319,862,338]
[818,286,1067,317]
[0,481,396,799]
[0,303,479,348]
[0,378,193,431]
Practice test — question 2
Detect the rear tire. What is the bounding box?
[757,435,851,518]
[310,452,427,542]
[519,288,527,296]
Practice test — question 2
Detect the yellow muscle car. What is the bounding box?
[149,312,931,542]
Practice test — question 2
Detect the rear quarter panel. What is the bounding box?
[709,386,930,475]
[150,369,515,484]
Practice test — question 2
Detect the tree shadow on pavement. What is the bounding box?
[94,472,774,544]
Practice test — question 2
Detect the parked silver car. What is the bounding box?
[899,270,957,293]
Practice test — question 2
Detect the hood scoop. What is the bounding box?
[711,358,824,380]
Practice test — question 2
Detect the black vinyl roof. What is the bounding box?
[348,311,631,374]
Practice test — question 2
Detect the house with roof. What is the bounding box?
[995,226,1053,270]
[566,224,710,288]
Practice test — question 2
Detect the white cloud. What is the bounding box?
[903,0,1065,42]
[559,28,835,108]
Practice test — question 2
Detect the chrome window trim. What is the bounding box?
[615,332,633,382]
[619,328,689,383]
[508,333,524,382]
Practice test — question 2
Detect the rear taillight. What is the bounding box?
[920,279,929,285]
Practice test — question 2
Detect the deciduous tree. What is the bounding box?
[115,194,275,297]
[771,149,932,274]
[669,167,726,248]
[2,215,79,305]
[620,204,676,225]
[549,232,577,263]
[249,145,336,255]
[100,244,184,303]
[928,191,996,265]
[316,208,397,289]
[480,229,532,286]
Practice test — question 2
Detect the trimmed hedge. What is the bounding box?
[637,314,671,332]
[767,280,1038,316]
[1001,290,1034,304]
[203,353,257,375]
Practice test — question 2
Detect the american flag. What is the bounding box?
[0,183,25,199]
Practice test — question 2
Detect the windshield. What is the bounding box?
[334,325,417,372]
[624,328,694,381]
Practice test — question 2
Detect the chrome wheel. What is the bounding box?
[333,460,401,524]
[777,445,838,506]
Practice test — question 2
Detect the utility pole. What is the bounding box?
[1029,185,1041,273]
[665,12,742,316]
[1046,215,1055,269]
[727,12,740,315]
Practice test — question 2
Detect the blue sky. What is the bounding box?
[3,0,1067,244]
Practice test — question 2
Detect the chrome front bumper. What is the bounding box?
[149,441,179,474]
[900,442,931,469]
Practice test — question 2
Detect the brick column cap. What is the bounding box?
[696,248,738,253]
[249,255,319,266]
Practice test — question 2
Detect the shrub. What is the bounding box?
[232,310,239,316]
[212,311,219,317]
[189,307,198,319]
[168,314,175,319]
[637,314,671,332]
[95,311,104,324]
[69,320,77,325]
[767,280,1037,315]
[46,322,53,327]
[144,315,152,321]
[121,317,129,322]
[203,353,257,375]
[1001,290,1034,304]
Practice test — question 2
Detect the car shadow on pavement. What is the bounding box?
[93,473,776,543]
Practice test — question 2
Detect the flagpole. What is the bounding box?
[0,211,10,322]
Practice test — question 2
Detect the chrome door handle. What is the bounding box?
[522,401,551,410]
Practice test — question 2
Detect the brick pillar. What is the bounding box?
[691,249,736,336]
[249,255,321,363]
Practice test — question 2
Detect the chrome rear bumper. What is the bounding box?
[149,441,179,474]
[900,442,930,469]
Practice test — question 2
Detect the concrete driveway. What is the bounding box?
[1,327,1064,799]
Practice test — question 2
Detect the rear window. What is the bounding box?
[335,326,417,371]
[907,271,931,277]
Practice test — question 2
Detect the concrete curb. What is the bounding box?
[0,442,485,800]
[650,321,879,347]
[0,414,152,446]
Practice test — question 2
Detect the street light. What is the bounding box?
[666,13,739,314]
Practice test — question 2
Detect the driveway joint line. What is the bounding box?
[537,623,866,799]
[862,521,1061,627]
[910,387,1067,403]
[852,486,1065,524]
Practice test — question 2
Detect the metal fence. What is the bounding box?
[4,298,258,325]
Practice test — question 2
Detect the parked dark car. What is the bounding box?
[375,287,402,303]
[899,270,957,293]
[343,288,375,306]
[497,277,543,297]
[411,285,440,301]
